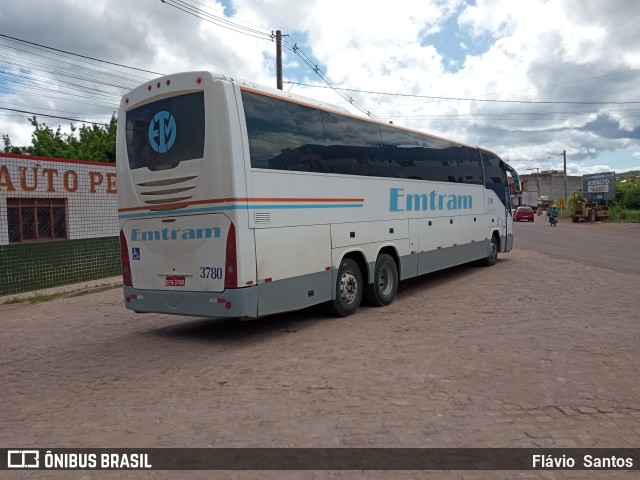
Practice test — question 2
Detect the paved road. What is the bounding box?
[2,239,640,479]
[514,219,640,275]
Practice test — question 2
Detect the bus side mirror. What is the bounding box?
[501,161,521,193]
[512,179,522,193]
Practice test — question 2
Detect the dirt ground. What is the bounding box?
[1,246,639,479]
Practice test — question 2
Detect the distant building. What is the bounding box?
[513,170,583,209]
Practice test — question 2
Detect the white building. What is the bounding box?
[0,153,119,295]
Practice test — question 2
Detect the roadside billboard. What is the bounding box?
[583,172,615,201]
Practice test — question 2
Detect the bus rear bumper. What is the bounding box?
[123,286,258,319]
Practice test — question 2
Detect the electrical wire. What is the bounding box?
[0,34,162,76]
[0,34,156,125]
[0,107,108,125]
[279,40,376,118]
[2,12,639,143]
[160,0,273,41]
[0,101,111,119]
[0,46,146,86]
[283,82,640,105]
[159,0,377,118]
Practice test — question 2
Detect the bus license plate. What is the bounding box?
[165,276,186,287]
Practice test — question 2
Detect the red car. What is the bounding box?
[514,206,535,222]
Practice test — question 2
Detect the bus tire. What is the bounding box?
[481,235,499,267]
[328,258,363,317]
[364,254,398,307]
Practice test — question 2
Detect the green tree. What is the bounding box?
[27,117,78,158]
[2,134,28,154]
[624,185,640,210]
[568,190,583,209]
[622,184,640,209]
[612,180,640,209]
[76,115,117,163]
[2,115,117,163]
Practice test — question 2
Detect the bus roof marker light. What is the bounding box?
[157,82,161,88]
[196,76,203,85]
[166,79,171,86]
[125,98,129,105]
[147,85,152,91]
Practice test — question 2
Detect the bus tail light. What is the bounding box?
[119,230,133,286]
[224,223,237,289]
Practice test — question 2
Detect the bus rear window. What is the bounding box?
[125,91,205,171]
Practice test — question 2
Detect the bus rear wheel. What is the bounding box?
[328,258,363,317]
[364,254,398,307]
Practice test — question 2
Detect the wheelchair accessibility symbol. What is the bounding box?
[132,247,141,261]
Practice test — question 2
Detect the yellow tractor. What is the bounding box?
[571,197,611,223]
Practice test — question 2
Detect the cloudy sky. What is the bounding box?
[1,0,640,175]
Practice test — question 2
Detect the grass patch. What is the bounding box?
[604,206,640,222]
[3,292,69,305]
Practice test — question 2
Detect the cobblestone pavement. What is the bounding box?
[1,247,639,480]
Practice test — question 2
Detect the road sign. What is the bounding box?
[556,198,565,207]
[583,171,616,201]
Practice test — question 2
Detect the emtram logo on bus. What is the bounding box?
[148,111,177,153]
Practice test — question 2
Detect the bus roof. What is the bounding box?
[124,70,505,158]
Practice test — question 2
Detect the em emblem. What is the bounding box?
[148,111,176,153]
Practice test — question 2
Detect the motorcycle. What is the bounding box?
[549,216,558,227]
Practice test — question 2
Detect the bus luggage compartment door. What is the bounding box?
[121,213,231,292]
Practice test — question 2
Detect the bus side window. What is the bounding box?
[321,112,385,177]
[242,90,326,172]
[481,151,508,205]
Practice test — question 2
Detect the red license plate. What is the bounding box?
[165,276,186,287]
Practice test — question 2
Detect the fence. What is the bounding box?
[0,154,120,296]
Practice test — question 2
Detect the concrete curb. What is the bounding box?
[1,276,122,304]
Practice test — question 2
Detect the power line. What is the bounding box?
[0,35,156,123]
[0,67,130,95]
[160,0,273,41]
[0,107,109,125]
[286,44,373,116]
[281,42,376,118]
[159,0,377,118]
[0,33,162,76]
[0,71,121,102]
[284,81,640,105]
[475,67,640,99]
[0,101,112,119]
[181,0,273,32]
[0,87,116,109]
[0,44,148,85]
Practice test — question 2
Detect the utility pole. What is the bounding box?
[276,30,283,90]
[563,149,567,210]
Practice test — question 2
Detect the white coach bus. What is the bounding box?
[117,71,520,319]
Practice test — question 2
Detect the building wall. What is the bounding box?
[0,154,120,295]
[519,172,583,206]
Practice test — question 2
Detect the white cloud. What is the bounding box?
[1,0,639,172]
